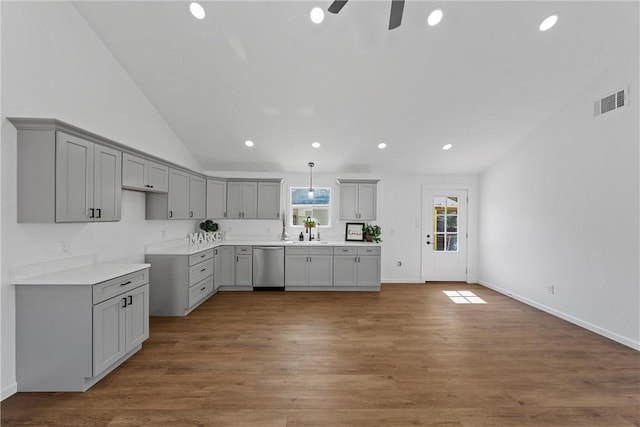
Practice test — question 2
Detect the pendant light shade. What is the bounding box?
[307,162,315,199]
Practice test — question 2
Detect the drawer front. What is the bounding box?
[310,246,334,255]
[334,247,357,255]
[285,246,309,255]
[188,249,214,266]
[189,258,214,287]
[236,245,252,254]
[189,275,214,307]
[358,246,381,255]
[93,269,149,305]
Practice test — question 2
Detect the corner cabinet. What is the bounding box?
[122,152,169,193]
[145,169,207,220]
[145,249,215,316]
[10,117,123,223]
[338,179,379,221]
[15,266,150,392]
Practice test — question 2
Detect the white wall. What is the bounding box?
[478,57,640,350]
[0,2,203,399]
[207,170,479,284]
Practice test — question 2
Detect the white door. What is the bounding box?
[422,189,468,282]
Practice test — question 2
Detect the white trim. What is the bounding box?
[479,280,640,351]
[381,278,423,284]
[1,382,17,401]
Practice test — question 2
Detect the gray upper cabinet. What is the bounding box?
[206,178,227,219]
[227,181,258,219]
[189,175,206,219]
[227,180,281,220]
[122,153,168,193]
[338,180,378,221]
[146,169,206,220]
[257,181,281,219]
[11,118,123,223]
[55,131,121,223]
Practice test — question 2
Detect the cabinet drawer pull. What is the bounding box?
[201,286,206,291]
[120,281,132,286]
[128,295,133,305]
[201,253,207,258]
[201,268,207,272]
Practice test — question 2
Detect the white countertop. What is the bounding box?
[145,240,381,256]
[12,263,151,286]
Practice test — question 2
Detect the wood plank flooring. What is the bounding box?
[2,284,639,426]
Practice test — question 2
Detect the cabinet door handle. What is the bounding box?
[120,280,132,287]
[121,297,127,308]
[128,295,133,305]
[150,185,154,188]
[237,256,239,262]
[96,208,102,219]
[89,208,95,218]
[224,212,227,218]
[190,211,193,218]
[169,210,173,218]
[277,212,280,219]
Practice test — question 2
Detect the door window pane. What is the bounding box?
[433,195,459,252]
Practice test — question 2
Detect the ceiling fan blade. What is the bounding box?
[328,0,348,14]
[388,0,405,30]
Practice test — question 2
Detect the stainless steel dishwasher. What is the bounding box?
[252,246,285,289]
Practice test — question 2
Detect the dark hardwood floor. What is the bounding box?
[2,284,639,426]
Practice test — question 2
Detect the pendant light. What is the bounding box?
[307,162,315,199]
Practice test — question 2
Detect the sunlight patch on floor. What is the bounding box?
[443,290,487,304]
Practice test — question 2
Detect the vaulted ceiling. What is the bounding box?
[73,1,638,174]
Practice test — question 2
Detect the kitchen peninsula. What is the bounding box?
[145,239,381,316]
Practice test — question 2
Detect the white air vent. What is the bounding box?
[594,87,629,117]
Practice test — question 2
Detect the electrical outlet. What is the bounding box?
[61,241,70,253]
[548,285,555,295]
[397,261,402,267]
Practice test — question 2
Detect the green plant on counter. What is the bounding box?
[199,219,218,232]
[363,224,382,243]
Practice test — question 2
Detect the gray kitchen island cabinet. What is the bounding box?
[146,248,215,316]
[285,246,333,287]
[14,265,150,392]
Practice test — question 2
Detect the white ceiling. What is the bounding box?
[72,1,638,174]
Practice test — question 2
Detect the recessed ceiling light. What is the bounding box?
[312,141,321,148]
[539,14,558,31]
[427,9,443,26]
[310,7,324,24]
[377,142,387,149]
[244,140,254,148]
[442,143,453,150]
[189,2,205,20]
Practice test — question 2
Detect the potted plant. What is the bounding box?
[303,217,318,228]
[199,219,218,233]
[363,224,382,243]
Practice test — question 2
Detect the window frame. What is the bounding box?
[289,186,332,228]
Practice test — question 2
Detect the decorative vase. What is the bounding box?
[281,227,289,241]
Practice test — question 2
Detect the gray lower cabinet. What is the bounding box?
[285,246,333,286]
[146,249,214,316]
[15,268,149,391]
[235,246,253,286]
[218,246,236,287]
[333,246,381,287]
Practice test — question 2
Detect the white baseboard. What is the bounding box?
[478,280,640,351]
[1,382,17,401]
[381,278,423,284]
